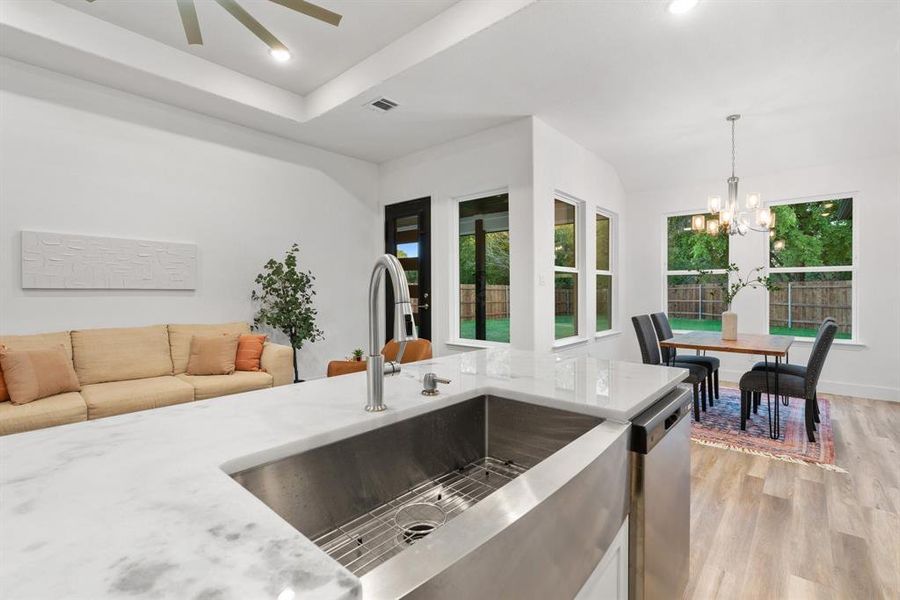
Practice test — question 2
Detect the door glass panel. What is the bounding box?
[394,215,419,314]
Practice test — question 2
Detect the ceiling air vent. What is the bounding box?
[366,97,399,113]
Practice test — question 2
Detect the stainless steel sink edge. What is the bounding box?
[361,419,631,599]
[220,390,492,475]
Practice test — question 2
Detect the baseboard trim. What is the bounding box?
[718,369,899,403]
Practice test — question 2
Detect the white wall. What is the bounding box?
[625,154,900,401]
[532,118,629,357]
[379,118,535,353]
[0,59,382,379]
[379,117,630,357]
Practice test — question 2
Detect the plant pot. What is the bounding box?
[721,311,738,341]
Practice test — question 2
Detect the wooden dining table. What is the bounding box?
[659,331,795,439]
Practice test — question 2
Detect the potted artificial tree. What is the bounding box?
[251,244,324,383]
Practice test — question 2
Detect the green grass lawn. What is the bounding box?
[670,318,850,339]
[460,318,510,342]
[459,315,611,342]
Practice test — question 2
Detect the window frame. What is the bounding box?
[595,207,618,338]
[448,187,512,349]
[764,193,859,343]
[553,192,586,346]
[662,209,731,333]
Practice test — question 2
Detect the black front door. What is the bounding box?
[385,198,431,343]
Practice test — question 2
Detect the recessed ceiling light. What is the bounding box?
[668,0,699,15]
[270,48,291,63]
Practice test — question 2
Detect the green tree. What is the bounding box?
[770,199,852,271]
[459,231,510,285]
[667,214,729,272]
[251,244,324,383]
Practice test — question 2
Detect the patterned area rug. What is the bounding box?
[690,386,846,472]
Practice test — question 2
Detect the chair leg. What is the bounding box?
[707,371,714,406]
[753,391,760,414]
[813,393,821,424]
[805,398,816,443]
[713,369,719,399]
[740,390,747,430]
[692,383,701,422]
[701,379,707,412]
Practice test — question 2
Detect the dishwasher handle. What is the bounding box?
[629,386,692,454]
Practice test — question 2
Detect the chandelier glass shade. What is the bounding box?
[692,115,775,237]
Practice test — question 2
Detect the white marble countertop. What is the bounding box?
[0,349,686,600]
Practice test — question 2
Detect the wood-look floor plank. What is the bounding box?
[685,394,900,600]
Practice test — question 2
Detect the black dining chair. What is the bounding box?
[749,317,836,424]
[739,320,838,442]
[632,314,708,422]
[650,312,720,403]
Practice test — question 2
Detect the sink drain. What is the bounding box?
[395,502,446,544]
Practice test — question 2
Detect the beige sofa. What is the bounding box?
[0,322,294,436]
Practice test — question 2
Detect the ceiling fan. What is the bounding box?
[85,0,342,62]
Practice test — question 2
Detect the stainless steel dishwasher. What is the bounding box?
[628,386,692,600]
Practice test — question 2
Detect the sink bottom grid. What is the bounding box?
[312,456,527,576]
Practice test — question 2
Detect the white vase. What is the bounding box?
[721,311,738,340]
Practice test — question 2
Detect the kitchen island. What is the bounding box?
[0,349,685,599]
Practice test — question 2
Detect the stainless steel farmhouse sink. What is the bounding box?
[230,395,629,599]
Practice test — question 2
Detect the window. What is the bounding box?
[555,198,579,339]
[458,194,510,343]
[768,198,853,340]
[665,212,730,331]
[596,211,613,333]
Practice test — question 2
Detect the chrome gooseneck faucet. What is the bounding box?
[366,254,417,412]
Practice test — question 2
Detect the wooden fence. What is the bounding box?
[769,280,851,334]
[667,283,726,321]
[459,284,611,319]
[668,281,851,334]
[460,285,511,319]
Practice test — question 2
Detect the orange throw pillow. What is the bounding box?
[0,345,81,405]
[235,334,267,372]
[186,334,240,376]
[0,344,8,402]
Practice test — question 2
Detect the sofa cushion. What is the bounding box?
[80,376,195,419]
[71,325,173,385]
[0,331,73,360]
[186,334,240,376]
[176,371,273,401]
[168,323,250,375]
[235,334,267,372]
[0,345,81,405]
[0,392,87,436]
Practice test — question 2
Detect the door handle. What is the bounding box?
[420,303,430,311]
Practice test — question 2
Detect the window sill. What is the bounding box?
[445,338,510,350]
[552,336,590,350]
[789,338,866,349]
[594,330,621,340]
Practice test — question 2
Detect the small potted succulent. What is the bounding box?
[351,348,365,362]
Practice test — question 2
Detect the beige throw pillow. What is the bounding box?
[186,334,240,376]
[0,345,81,405]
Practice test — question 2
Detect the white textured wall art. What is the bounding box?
[21,231,197,290]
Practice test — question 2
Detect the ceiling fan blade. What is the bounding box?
[269,0,342,27]
[214,0,289,54]
[177,0,203,45]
